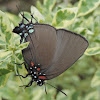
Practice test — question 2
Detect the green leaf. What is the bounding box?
[94,36,100,43]
[6,12,20,26]
[0,50,12,62]
[7,63,14,71]
[74,27,94,35]
[0,10,13,44]
[72,91,80,100]
[31,6,45,23]
[43,0,56,11]
[85,91,99,100]
[0,37,6,49]
[15,42,29,54]
[56,90,70,100]
[91,68,100,87]
[78,0,100,17]
[52,7,78,28]
[0,10,12,32]
[85,47,100,55]
[0,73,10,88]
[32,87,56,100]
[0,69,10,76]
[12,33,20,45]
[36,1,43,13]
[0,37,6,45]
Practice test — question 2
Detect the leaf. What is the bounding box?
[56,90,70,100]
[0,69,10,76]
[32,87,55,100]
[78,0,100,17]
[72,91,80,100]
[91,68,100,87]
[36,1,43,13]
[52,7,78,28]
[85,91,99,100]
[0,37,6,45]
[0,10,12,32]
[32,87,44,100]
[94,36,100,43]
[85,47,100,55]
[18,42,29,50]
[74,27,94,35]
[12,33,20,45]
[0,73,10,88]
[0,50,12,62]
[0,37,6,49]
[31,6,45,23]
[43,0,56,11]
[0,10,13,44]
[7,63,14,71]
[5,12,20,26]
[15,42,29,54]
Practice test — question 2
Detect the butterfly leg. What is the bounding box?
[14,62,28,71]
[14,62,25,65]
[25,80,33,88]
[20,37,24,43]
[19,80,34,88]
[15,74,29,78]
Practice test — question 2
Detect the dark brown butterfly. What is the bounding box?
[13,14,89,96]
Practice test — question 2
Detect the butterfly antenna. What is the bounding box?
[45,82,67,96]
[22,12,29,22]
[16,5,29,22]
[16,5,22,16]
[44,84,47,94]
[31,14,38,23]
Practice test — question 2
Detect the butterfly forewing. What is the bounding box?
[44,29,88,79]
[22,24,57,69]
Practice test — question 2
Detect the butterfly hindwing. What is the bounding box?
[44,29,88,79]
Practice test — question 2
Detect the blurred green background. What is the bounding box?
[0,0,100,100]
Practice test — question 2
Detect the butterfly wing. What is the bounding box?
[22,24,57,69]
[44,29,88,79]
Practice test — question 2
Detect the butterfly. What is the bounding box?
[13,13,89,96]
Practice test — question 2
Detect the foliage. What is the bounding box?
[0,0,100,100]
